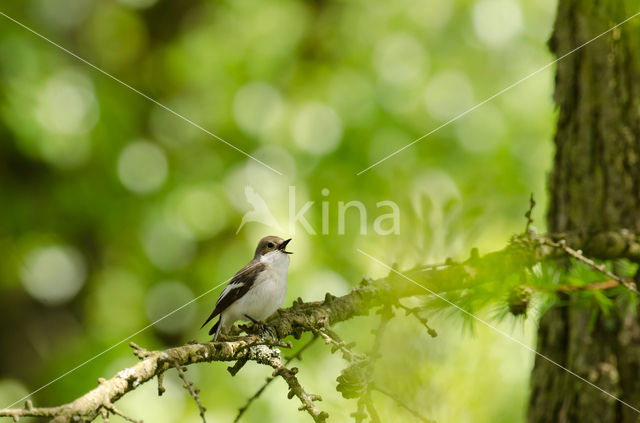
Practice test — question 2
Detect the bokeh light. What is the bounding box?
[165,184,229,240]
[35,69,98,136]
[20,244,87,305]
[232,82,284,137]
[406,0,454,31]
[291,102,343,155]
[141,215,196,271]
[327,69,375,127]
[117,140,169,195]
[145,281,197,334]
[473,0,524,47]
[373,33,429,86]
[424,71,475,121]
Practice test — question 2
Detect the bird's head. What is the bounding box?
[254,236,292,259]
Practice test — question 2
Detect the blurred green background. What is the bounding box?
[0,0,556,421]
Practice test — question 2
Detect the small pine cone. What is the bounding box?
[336,363,369,399]
[508,285,533,316]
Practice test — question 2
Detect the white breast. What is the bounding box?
[220,251,289,327]
[259,250,290,276]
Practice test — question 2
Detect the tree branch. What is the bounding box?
[173,362,207,423]
[2,229,637,422]
[234,336,318,423]
[262,350,328,422]
[542,238,639,293]
[0,338,289,422]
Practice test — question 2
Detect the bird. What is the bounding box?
[201,236,292,341]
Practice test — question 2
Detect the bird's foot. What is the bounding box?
[244,315,276,340]
[259,325,276,340]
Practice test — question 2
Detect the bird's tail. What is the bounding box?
[210,316,222,340]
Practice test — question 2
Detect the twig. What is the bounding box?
[554,279,621,293]
[524,193,536,234]
[342,304,394,423]
[0,403,60,420]
[234,336,318,423]
[355,304,392,423]
[156,373,166,397]
[227,358,249,377]
[129,342,149,359]
[312,326,366,363]
[545,239,639,294]
[367,303,393,371]
[372,385,435,423]
[351,397,368,423]
[396,304,437,337]
[371,304,393,356]
[173,363,207,423]
[102,403,141,423]
[364,392,381,423]
[262,351,328,422]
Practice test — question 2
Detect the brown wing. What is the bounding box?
[200,260,266,330]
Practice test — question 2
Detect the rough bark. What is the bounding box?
[529,1,640,422]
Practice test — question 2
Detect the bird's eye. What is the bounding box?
[267,242,275,248]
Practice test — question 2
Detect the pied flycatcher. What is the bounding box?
[201,236,292,341]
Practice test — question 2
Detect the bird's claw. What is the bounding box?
[258,324,276,340]
[244,314,276,340]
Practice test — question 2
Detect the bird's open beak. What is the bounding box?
[278,238,293,254]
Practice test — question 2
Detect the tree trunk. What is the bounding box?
[528,1,640,422]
